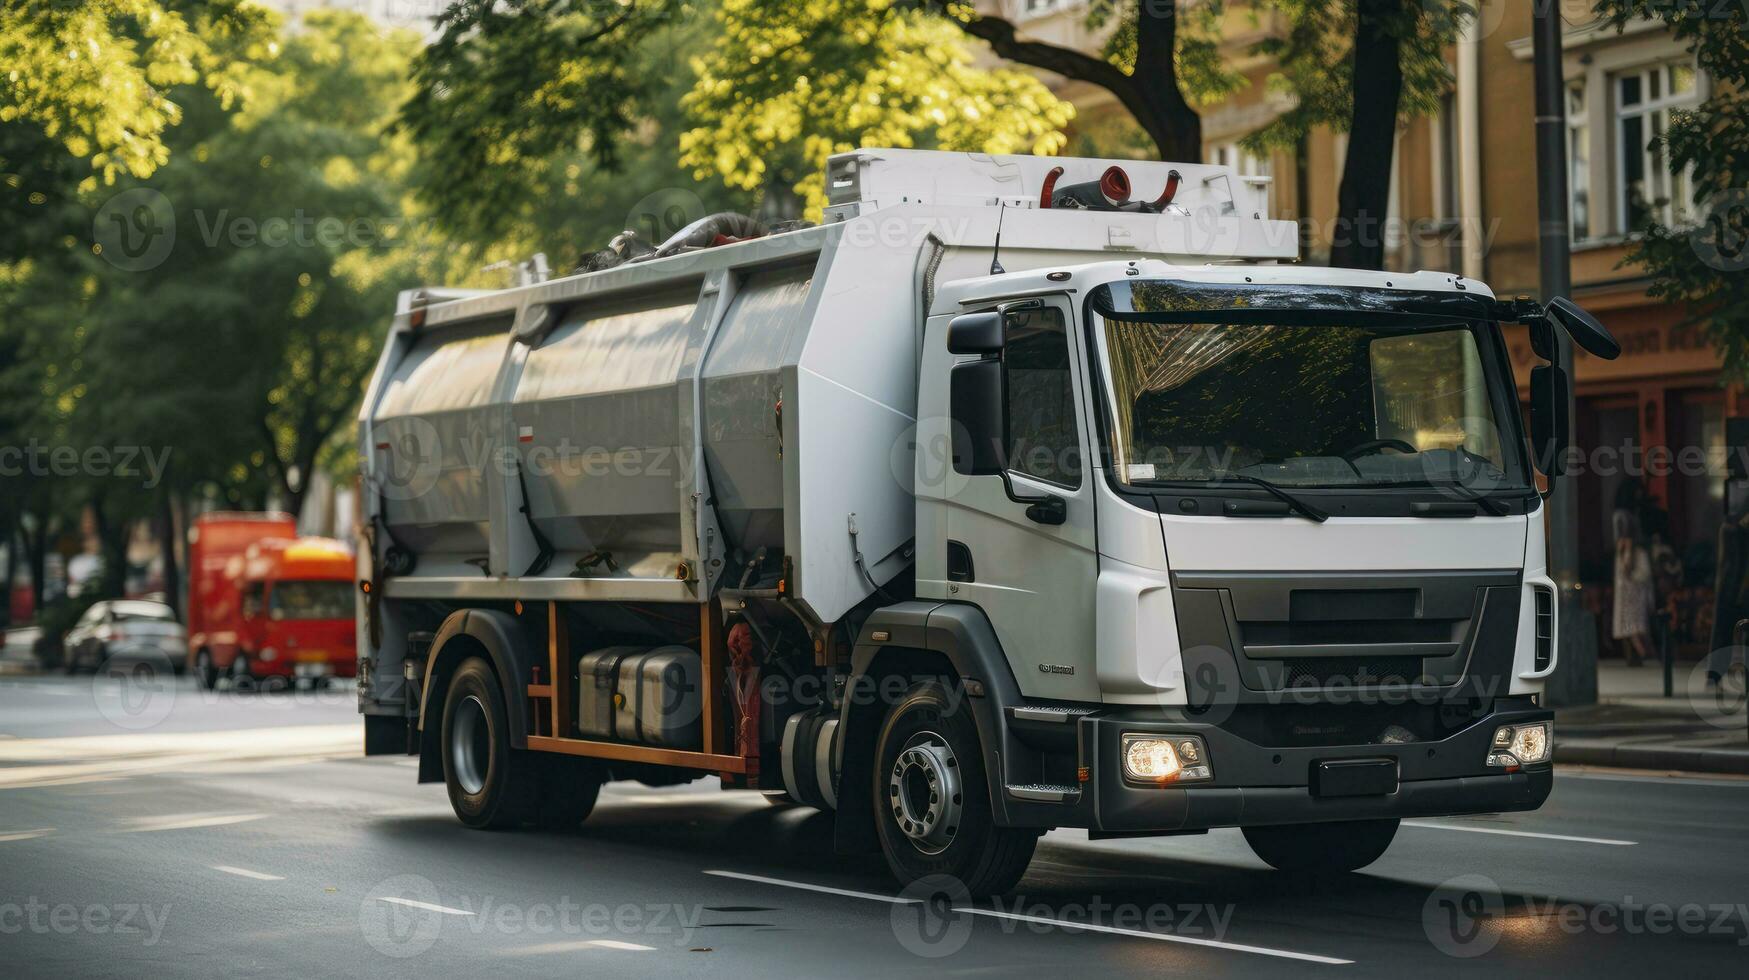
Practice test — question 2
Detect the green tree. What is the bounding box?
[1245,0,1473,269]
[1594,1,1749,379]
[682,0,1075,217]
[917,0,1240,164]
[0,0,271,261]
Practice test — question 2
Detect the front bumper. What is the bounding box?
[1075,701,1553,833]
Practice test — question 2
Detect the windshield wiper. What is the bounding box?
[1210,474,1329,523]
[1423,476,1510,516]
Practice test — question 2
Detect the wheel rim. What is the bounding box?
[888,731,963,855]
[450,694,491,796]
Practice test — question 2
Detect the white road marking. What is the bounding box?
[211,865,284,881]
[373,896,474,916]
[955,907,1353,965]
[501,939,655,955]
[703,869,918,905]
[0,827,53,842]
[1404,820,1636,846]
[118,811,268,833]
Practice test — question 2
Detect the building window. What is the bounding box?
[1017,0,1070,20]
[1615,59,1700,233]
[1568,82,1591,240]
[1207,140,1271,178]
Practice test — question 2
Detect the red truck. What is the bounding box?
[186,512,357,689]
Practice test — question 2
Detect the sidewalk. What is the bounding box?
[1555,660,1749,775]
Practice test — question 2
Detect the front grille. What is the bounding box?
[1284,656,1421,688]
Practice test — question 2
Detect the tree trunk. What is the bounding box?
[1330,0,1406,270]
[0,505,14,630]
[156,487,183,622]
[943,1,1203,164]
[24,511,46,617]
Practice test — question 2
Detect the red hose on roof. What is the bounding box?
[1039,166,1064,209]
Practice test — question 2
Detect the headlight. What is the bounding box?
[1487,722,1552,769]
[1121,734,1212,784]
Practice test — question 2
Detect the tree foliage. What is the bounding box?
[682,0,1074,217]
[399,0,686,246]
[1595,0,1749,380]
[0,0,270,186]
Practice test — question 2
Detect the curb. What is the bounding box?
[1555,739,1749,775]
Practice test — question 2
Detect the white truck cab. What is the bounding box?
[355,149,1619,892]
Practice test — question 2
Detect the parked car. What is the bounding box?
[61,599,187,674]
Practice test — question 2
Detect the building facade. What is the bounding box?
[987,0,1729,654]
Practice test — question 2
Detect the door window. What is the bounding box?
[1004,306,1082,488]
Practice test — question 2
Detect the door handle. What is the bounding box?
[1024,495,1066,526]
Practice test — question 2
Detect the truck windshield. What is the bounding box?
[1097,317,1526,490]
[269,581,353,621]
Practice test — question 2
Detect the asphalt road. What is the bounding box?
[2,672,1746,978]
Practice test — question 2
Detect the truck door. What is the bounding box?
[944,297,1100,701]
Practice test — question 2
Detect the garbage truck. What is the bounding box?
[355,148,1620,892]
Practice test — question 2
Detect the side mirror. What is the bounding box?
[1529,364,1571,478]
[1547,297,1621,360]
[951,358,1006,476]
[947,310,1004,355]
[949,311,1008,476]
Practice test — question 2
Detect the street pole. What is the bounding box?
[1533,3,1594,705]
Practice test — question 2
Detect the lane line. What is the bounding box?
[501,939,655,955]
[1404,820,1636,846]
[0,828,53,842]
[211,865,285,881]
[704,870,1350,964]
[373,896,474,916]
[117,812,268,833]
[703,869,918,905]
[955,907,1353,966]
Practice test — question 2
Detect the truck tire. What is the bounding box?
[872,679,1037,896]
[529,757,604,831]
[1242,818,1400,873]
[441,657,535,829]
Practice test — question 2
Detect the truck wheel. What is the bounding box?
[1242,818,1400,873]
[441,657,533,829]
[194,649,218,691]
[529,757,604,831]
[872,679,1037,896]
